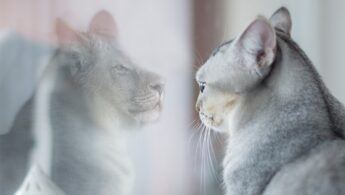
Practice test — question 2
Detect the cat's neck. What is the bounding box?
[47,76,135,194]
[46,65,134,170]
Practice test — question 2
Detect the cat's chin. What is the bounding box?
[132,104,162,124]
[202,122,228,133]
[199,112,230,133]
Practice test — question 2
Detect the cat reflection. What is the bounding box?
[0,10,164,195]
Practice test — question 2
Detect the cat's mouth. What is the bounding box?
[130,102,162,123]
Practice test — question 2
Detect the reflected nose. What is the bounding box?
[150,78,165,96]
[150,83,163,95]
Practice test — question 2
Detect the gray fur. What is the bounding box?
[196,7,345,195]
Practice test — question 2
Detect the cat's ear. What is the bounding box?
[269,7,292,36]
[236,17,276,68]
[88,10,118,39]
[55,18,85,44]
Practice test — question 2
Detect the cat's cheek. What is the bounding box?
[226,103,240,135]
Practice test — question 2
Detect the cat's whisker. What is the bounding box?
[197,125,204,193]
[187,120,203,155]
[192,64,200,71]
[206,128,217,181]
[208,129,222,182]
[190,119,202,130]
[192,122,205,174]
[188,119,197,127]
[201,125,208,195]
[186,119,197,143]
[191,121,223,194]
[194,122,204,156]
[192,48,205,68]
[213,131,223,146]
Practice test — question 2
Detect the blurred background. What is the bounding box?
[0,0,344,195]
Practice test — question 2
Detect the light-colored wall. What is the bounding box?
[320,0,345,104]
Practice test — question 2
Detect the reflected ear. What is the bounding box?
[236,16,276,68]
[269,7,292,36]
[55,18,84,44]
[88,10,117,39]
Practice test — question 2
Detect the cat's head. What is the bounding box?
[195,7,291,133]
[55,10,164,124]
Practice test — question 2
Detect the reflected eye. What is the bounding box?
[112,64,129,73]
[199,82,206,93]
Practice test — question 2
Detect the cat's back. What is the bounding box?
[264,139,345,195]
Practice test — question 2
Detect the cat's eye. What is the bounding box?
[199,82,206,93]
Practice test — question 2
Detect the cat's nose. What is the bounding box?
[150,80,165,96]
[195,99,201,112]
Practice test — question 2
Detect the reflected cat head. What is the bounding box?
[54,10,165,124]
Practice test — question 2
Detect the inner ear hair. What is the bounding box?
[256,50,266,67]
[237,16,276,68]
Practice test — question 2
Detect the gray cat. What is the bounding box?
[196,7,345,195]
[0,10,164,195]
